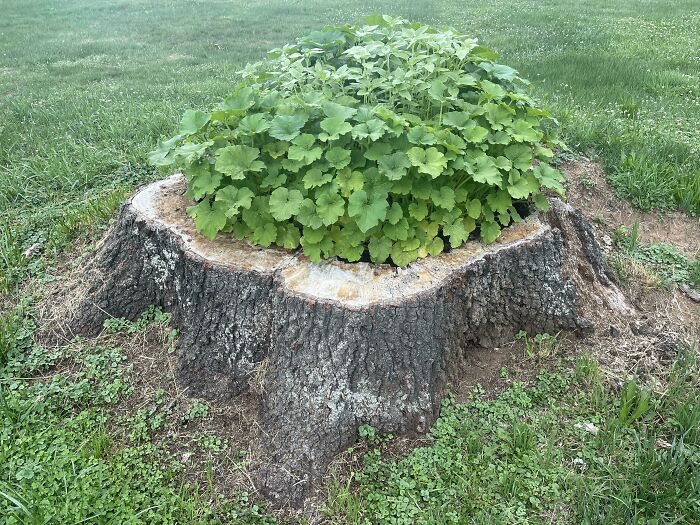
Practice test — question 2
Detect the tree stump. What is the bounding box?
[40,175,631,506]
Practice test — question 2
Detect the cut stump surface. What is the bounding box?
[41,175,631,506]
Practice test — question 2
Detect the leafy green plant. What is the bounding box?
[103,306,170,334]
[183,401,209,422]
[515,330,560,360]
[611,228,699,289]
[151,16,564,266]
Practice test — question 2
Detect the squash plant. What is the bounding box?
[150,15,565,266]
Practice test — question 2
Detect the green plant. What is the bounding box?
[103,306,170,334]
[515,330,560,360]
[151,16,565,266]
[611,230,699,289]
[618,380,651,426]
[184,401,209,422]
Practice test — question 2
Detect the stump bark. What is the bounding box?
[40,175,631,506]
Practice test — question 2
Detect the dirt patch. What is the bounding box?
[563,160,699,258]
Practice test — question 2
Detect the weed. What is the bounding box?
[183,401,209,423]
[103,305,170,334]
[617,380,652,426]
[515,330,561,360]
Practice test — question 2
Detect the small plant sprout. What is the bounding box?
[514,330,561,360]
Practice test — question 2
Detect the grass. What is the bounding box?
[1,0,699,291]
[609,222,700,289]
[3,301,699,523]
[324,352,700,524]
[0,304,277,524]
[1,1,700,523]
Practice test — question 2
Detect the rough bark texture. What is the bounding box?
[40,175,631,506]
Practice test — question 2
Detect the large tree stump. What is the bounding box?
[40,175,631,506]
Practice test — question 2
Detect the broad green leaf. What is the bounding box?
[442,111,471,129]
[431,186,455,210]
[269,114,307,141]
[347,190,388,232]
[481,62,519,81]
[364,142,393,161]
[532,193,550,212]
[462,122,489,143]
[352,119,386,141]
[436,130,466,154]
[276,223,301,249]
[148,135,181,167]
[335,240,365,262]
[407,147,447,178]
[288,134,323,165]
[391,240,420,267]
[296,198,324,229]
[426,236,444,256]
[508,119,542,142]
[533,163,565,195]
[386,202,403,225]
[507,172,539,198]
[504,144,533,171]
[363,169,393,198]
[325,147,352,169]
[480,79,506,99]
[215,145,264,179]
[411,177,433,199]
[408,201,429,221]
[428,79,446,100]
[407,126,437,145]
[443,218,469,248]
[483,103,513,130]
[268,187,304,221]
[220,87,255,113]
[368,237,393,264]
[280,157,307,173]
[215,186,254,217]
[466,198,482,219]
[336,169,364,197]
[377,152,412,180]
[264,141,289,159]
[251,222,278,247]
[187,169,222,200]
[260,170,287,189]
[383,218,410,241]
[319,116,353,141]
[179,109,210,135]
[174,141,212,165]
[486,190,512,215]
[471,156,502,186]
[316,191,345,226]
[237,113,270,135]
[322,101,357,120]
[494,156,512,171]
[480,221,501,243]
[303,168,333,189]
[187,200,228,240]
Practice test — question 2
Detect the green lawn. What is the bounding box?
[1,1,700,523]
[1,0,699,291]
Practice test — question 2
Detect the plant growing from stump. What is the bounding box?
[150,15,565,266]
